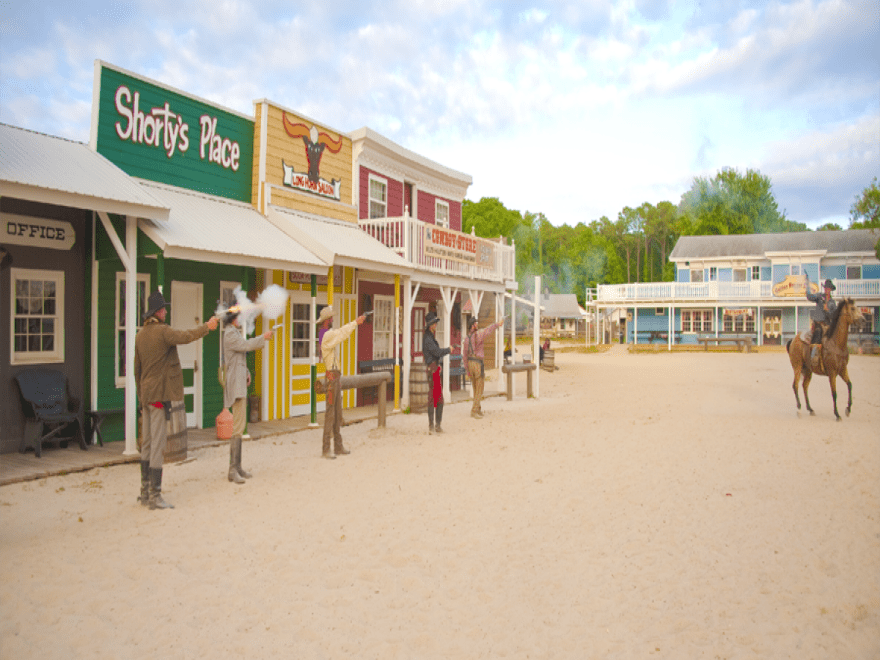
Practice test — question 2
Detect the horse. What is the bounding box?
[786,298,863,420]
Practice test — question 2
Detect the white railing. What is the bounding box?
[359,215,516,283]
[597,279,878,303]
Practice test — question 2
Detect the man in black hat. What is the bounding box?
[134,291,218,509]
[804,274,837,361]
[422,311,451,433]
[462,314,505,419]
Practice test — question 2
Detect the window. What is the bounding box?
[733,268,747,282]
[791,264,801,276]
[115,273,149,385]
[655,308,665,315]
[369,176,387,219]
[435,200,449,228]
[373,296,394,360]
[681,309,713,333]
[291,303,316,359]
[708,267,717,281]
[751,266,761,281]
[847,265,862,279]
[723,310,756,333]
[11,269,65,364]
[690,269,704,283]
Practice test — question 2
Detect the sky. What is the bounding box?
[1,0,878,231]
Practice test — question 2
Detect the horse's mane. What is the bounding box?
[825,298,853,339]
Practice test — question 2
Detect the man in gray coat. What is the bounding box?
[223,310,273,483]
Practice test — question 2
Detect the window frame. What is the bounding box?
[690,269,704,283]
[681,309,713,334]
[733,268,747,282]
[847,265,862,279]
[751,266,761,281]
[368,174,388,220]
[114,272,150,387]
[372,295,395,361]
[435,200,450,228]
[10,268,65,365]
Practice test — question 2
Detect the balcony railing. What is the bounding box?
[359,215,516,284]
[596,279,880,303]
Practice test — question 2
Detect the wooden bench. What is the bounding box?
[501,362,537,400]
[636,330,681,343]
[697,336,753,353]
[85,408,124,446]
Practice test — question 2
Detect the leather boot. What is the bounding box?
[148,468,174,510]
[435,402,444,434]
[228,437,245,484]
[137,461,150,506]
[428,405,435,434]
[334,442,350,455]
[234,435,252,478]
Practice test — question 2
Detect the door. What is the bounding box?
[762,309,782,345]
[290,300,326,417]
[411,303,428,363]
[170,281,203,427]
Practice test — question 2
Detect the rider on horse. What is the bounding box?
[805,274,836,361]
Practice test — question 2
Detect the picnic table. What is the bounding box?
[697,335,753,352]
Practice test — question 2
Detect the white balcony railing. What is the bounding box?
[597,279,880,303]
[359,215,516,284]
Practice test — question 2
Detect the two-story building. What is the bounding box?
[596,230,880,349]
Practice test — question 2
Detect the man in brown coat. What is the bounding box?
[134,291,218,509]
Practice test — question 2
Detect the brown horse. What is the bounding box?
[786,298,863,420]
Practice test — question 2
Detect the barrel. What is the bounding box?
[542,349,555,371]
[409,363,429,413]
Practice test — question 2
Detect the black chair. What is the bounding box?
[14,368,88,458]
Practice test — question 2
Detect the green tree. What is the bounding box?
[849,177,880,228]
[816,222,843,231]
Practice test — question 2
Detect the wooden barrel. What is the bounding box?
[542,349,555,371]
[409,363,429,413]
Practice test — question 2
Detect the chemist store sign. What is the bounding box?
[92,62,254,202]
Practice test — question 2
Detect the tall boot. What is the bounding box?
[435,402,444,434]
[137,461,150,506]
[148,468,174,510]
[428,405,435,434]
[234,435,252,478]
[228,437,245,484]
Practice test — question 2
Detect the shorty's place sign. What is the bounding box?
[91,62,254,202]
[772,275,818,297]
[3,214,75,250]
[424,225,495,266]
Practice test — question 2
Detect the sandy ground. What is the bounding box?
[1,348,878,659]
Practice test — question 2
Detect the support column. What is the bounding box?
[533,276,540,399]
[394,273,401,412]
[123,216,138,456]
[309,274,318,427]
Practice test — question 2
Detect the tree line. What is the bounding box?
[462,170,880,306]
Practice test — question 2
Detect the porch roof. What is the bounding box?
[137,181,327,274]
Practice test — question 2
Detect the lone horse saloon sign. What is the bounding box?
[280,113,343,201]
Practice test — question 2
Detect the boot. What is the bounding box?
[137,461,150,506]
[428,406,435,434]
[334,441,350,455]
[148,468,174,510]
[233,435,252,479]
[228,437,245,484]
[435,402,444,434]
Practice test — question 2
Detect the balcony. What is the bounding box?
[596,279,880,304]
[359,215,516,284]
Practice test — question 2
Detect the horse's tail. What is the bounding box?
[786,339,792,354]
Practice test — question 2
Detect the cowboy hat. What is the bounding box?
[317,306,334,324]
[467,315,479,330]
[144,291,169,320]
[822,279,836,291]
[424,311,440,329]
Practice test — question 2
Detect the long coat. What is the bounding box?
[223,324,266,409]
[134,317,210,405]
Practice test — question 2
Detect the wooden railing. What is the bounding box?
[597,279,880,303]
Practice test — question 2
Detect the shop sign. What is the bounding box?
[280,113,343,201]
[724,308,754,317]
[772,275,817,297]
[3,214,75,250]
[288,267,342,286]
[424,226,496,265]
[92,62,254,202]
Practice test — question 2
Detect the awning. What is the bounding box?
[137,181,327,274]
[266,205,412,275]
[0,123,169,221]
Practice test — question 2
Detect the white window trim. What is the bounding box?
[115,272,150,387]
[435,200,450,228]
[372,295,395,360]
[733,268,747,282]
[10,267,65,365]
[681,309,713,334]
[368,173,388,220]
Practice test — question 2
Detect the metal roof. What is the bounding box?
[137,181,327,274]
[0,123,169,220]
[524,293,584,318]
[266,205,412,274]
[669,229,880,261]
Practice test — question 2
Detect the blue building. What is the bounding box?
[596,230,880,348]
